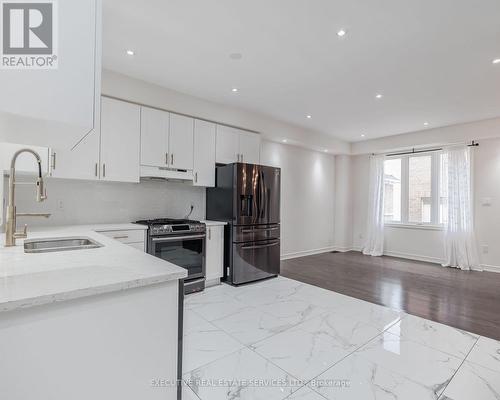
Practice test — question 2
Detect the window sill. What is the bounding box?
[385,223,444,231]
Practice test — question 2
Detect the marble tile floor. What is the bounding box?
[182,276,500,400]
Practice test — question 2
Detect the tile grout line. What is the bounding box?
[294,314,407,396]
[437,335,481,399]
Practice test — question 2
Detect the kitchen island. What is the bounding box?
[0,224,187,400]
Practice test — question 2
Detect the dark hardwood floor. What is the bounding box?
[281,251,500,340]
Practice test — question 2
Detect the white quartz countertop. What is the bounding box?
[0,223,187,313]
[201,220,228,226]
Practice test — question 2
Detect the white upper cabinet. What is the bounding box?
[0,143,50,175]
[169,114,194,170]
[140,107,169,168]
[239,131,261,164]
[0,0,101,149]
[216,125,261,164]
[216,125,240,164]
[100,97,141,183]
[49,131,100,180]
[193,120,216,187]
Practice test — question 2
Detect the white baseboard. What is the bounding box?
[480,264,500,273]
[280,246,336,260]
[382,250,443,265]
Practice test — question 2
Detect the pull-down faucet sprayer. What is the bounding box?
[4,149,50,247]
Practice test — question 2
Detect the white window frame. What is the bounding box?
[384,151,444,229]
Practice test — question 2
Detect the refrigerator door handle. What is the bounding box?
[241,241,279,250]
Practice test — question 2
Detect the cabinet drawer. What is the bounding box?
[99,229,145,244]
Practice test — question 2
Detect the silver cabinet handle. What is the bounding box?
[241,153,243,162]
[171,153,174,165]
[165,152,169,165]
[194,172,198,183]
[95,163,98,177]
[51,152,56,170]
[208,227,211,240]
[113,235,129,240]
[103,163,106,177]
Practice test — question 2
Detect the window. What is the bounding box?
[408,155,432,224]
[383,152,447,225]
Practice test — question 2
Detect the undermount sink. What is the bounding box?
[24,237,103,253]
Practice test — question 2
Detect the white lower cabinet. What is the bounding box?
[98,228,146,251]
[205,224,224,286]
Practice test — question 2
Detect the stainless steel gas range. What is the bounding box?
[135,218,206,294]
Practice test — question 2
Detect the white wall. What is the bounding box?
[333,155,353,251]
[4,177,206,227]
[260,141,335,258]
[348,136,500,271]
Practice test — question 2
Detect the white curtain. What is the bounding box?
[363,155,385,256]
[442,146,480,271]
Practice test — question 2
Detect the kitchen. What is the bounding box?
[2,1,500,400]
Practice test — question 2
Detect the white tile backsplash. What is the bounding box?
[2,175,205,227]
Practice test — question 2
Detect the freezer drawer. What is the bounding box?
[232,239,280,285]
[233,224,280,243]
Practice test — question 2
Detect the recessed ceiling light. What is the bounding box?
[323,149,328,153]
[231,88,239,93]
[337,29,347,37]
[493,58,500,64]
[126,49,135,56]
[361,134,366,138]
[423,122,429,126]
[375,94,383,99]
[282,139,288,143]
[306,115,312,119]
[229,53,243,60]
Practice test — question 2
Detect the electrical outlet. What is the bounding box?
[482,245,489,254]
[482,197,492,206]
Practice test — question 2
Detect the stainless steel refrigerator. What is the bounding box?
[206,163,281,285]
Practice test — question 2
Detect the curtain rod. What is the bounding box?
[377,140,479,157]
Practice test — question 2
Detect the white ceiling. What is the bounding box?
[102,0,500,142]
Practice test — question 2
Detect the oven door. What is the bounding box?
[150,234,206,280]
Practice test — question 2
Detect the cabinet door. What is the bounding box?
[49,131,100,180]
[205,225,224,281]
[169,114,194,170]
[193,120,216,187]
[0,143,50,175]
[140,107,169,167]
[216,125,239,164]
[100,97,141,183]
[0,0,101,149]
[239,131,261,164]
